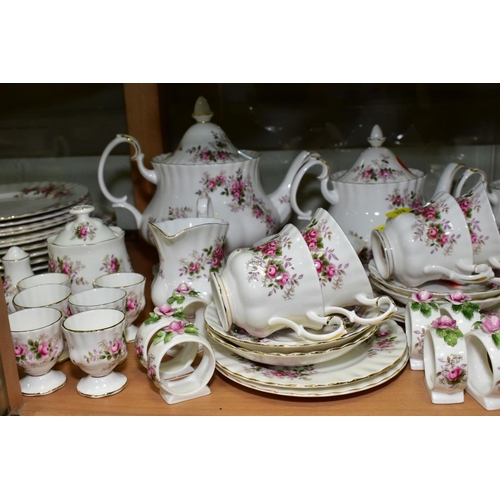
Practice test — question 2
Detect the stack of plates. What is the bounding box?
[368,260,500,317]
[204,303,408,398]
[0,181,91,275]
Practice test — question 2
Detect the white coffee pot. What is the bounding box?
[293,125,427,262]
[98,97,331,252]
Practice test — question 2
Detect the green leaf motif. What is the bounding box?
[492,333,500,349]
[436,327,463,347]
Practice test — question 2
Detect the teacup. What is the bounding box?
[9,307,66,396]
[301,207,395,324]
[93,272,146,343]
[454,168,500,272]
[465,312,500,410]
[371,190,494,287]
[12,283,72,363]
[17,273,70,292]
[423,314,468,404]
[211,223,345,341]
[63,309,128,398]
[147,327,216,404]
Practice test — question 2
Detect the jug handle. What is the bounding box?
[453,168,499,206]
[289,153,336,221]
[98,134,153,229]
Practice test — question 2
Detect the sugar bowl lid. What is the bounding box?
[337,125,416,183]
[162,96,252,165]
[50,205,117,246]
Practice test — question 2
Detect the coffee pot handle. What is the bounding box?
[98,134,154,229]
[453,167,499,206]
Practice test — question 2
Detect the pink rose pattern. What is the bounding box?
[184,131,239,164]
[478,312,500,348]
[246,235,303,300]
[456,191,489,255]
[167,207,193,219]
[411,199,460,256]
[178,236,226,280]
[125,291,144,320]
[71,222,97,242]
[48,255,88,286]
[82,333,126,365]
[301,217,349,290]
[17,183,73,199]
[386,187,423,211]
[100,254,122,274]
[196,166,276,233]
[437,354,467,387]
[2,275,17,311]
[241,358,317,381]
[14,332,61,367]
[367,323,400,357]
[350,154,408,183]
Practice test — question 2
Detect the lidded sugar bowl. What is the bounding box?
[47,205,133,293]
[307,124,427,262]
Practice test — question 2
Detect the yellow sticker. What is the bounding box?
[375,224,385,232]
[385,207,412,218]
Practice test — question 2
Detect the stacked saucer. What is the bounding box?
[0,181,91,275]
[205,302,409,398]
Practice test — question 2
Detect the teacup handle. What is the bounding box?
[423,262,494,284]
[453,168,488,198]
[196,195,214,218]
[324,294,397,325]
[268,314,346,341]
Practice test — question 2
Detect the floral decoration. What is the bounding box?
[125,291,144,318]
[411,199,460,255]
[196,166,276,232]
[475,312,500,348]
[83,334,125,364]
[184,131,239,163]
[445,290,480,321]
[71,222,97,242]
[457,191,489,255]
[367,325,399,357]
[14,333,61,366]
[386,187,423,211]
[302,217,349,290]
[431,315,463,347]
[240,357,317,380]
[178,236,226,279]
[100,254,122,274]
[167,207,192,219]
[437,354,467,387]
[246,235,303,300]
[48,255,88,286]
[410,290,439,317]
[349,155,408,182]
[17,183,73,199]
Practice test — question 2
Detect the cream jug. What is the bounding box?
[98,97,331,252]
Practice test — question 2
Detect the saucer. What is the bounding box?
[206,323,377,367]
[205,302,386,354]
[368,260,500,302]
[209,319,407,388]
[216,347,408,398]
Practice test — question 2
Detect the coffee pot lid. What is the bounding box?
[50,205,117,246]
[162,96,251,165]
[337,125,416,183]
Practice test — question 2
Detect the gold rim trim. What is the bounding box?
[77,380,128,399]
[93,272,146,289]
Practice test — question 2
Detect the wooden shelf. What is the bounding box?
[14,232,497,416]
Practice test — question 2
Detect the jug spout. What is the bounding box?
[98,134,157,231]
[268,150,332,224]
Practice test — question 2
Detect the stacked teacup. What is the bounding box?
[206,208,397,367]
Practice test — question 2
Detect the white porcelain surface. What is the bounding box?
[9,307,66,396]
[423,317,468,404]
[63,309,128,397]
[371,191,494,287]
[465,319,500,410]
[210,223,345,341]
[17,272,70,291]
[149,217,228,306]
[93,272,146,342]
[68,287,126,315]
[98,98,332,252]
[2,245,34,312]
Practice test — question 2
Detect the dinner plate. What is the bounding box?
[204,302,387,354]
[0,221,69,249]
[216,348,408,398]
[0,182,88,221]
[0,212,75,237]
[368,260,500,301]
[206,323,377,366]
[209,319,407,388]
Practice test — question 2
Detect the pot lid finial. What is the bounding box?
[192,96,214,123]
[367,124,385,147]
